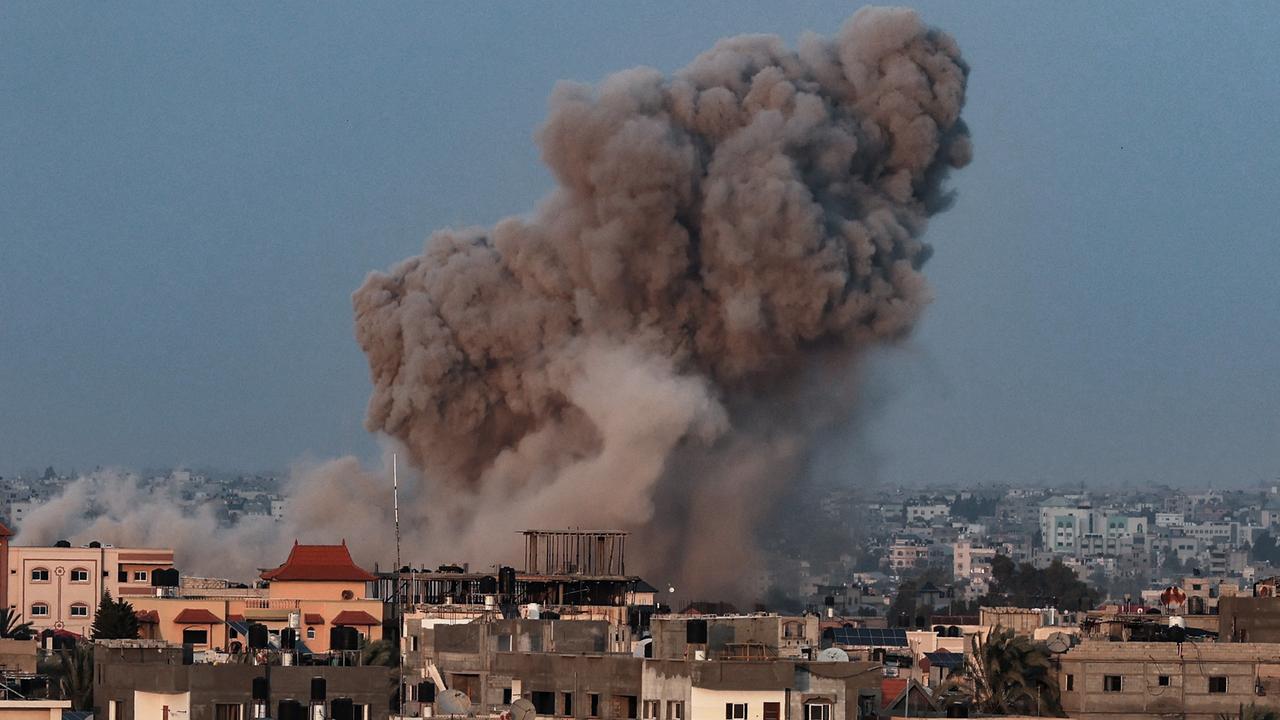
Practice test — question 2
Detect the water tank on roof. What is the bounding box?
[54,540,71,548]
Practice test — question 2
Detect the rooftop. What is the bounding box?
[260,541,376,583]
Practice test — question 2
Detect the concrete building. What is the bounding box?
[406,619,881,720]
[952,539,995,600]
[650,615,820,661]
[1058,640,1280,720]
[94,640,392,720]
[0,525,177,636]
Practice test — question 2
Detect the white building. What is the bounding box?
[906,503,950,524]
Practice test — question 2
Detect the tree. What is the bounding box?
[0,608,33,640]
[361,638,396,667]
[56,643,94,711]
[965,626,1061,716]
[983,556,1100,611]
[91,591,139,640]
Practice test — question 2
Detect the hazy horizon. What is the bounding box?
[3,3,1277,489]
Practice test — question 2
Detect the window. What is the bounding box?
[667,702,684,720]
[30,603,48,617]
[497,634,512,652]
[502,688,512,705]
[70,603,89,617]
[1209,677,1228,694]
[134,570,149,582]
[532,692,556,715]
[726,704,748,720]
[182,629,209,645]
[214,704,243,720]
[643,700,660,720]
[30,568,49,582]
[563,693,574,716]
[589,694,600,718]
[1158,675,1170,687]
[70,568,90,583]
[806,704,831,720]
[1066,675,1074,691]
[306,627,316,640]
[1104,675,1122,692]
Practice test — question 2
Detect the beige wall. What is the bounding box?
[131,596,383,653]
[690,689,785,720]
[268,580,367,601]
[133,690,190,720]
[6,546,173,636]
[1059,641,1280,720]
[0,700,71,720]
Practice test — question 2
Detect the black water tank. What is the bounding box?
[417,681,435,703]
[330,626,359,651]
[479,576,498,594]
[278,699,305,720]
[252,676,270,701]
[332,698,355,720]
[686,619,708,644]
[498,566,516,596]
[282,628,297,650]
[248,623,269,649]
[947,703,969,718]
[89,541,102,548]
[311,677,327,702]
[150,568,180,587]
[55,540,71,548]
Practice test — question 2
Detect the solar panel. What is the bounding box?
[823,627,908,647]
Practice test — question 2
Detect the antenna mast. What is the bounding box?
[393,453,404,715]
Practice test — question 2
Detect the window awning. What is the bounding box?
[304,613,325,626]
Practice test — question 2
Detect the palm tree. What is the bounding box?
[0,608,33,640]
[360,638,396,667]
[965,626,1062,716]
[55,642,94,711]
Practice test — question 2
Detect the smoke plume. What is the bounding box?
[16,8,971,598]
[353,7,972,595]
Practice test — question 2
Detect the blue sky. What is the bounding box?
[2,3,1277,487]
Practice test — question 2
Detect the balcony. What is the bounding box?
[242,599,303,610]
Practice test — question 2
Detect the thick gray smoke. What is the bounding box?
[353,7,972,596]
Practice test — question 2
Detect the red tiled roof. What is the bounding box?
[0,522,12,538]
[134,610,160,624]
[174,608,222,624]
[881,678,908,710]
[330,610,379,626]
[260,541,376,582]
[304,613,325,626]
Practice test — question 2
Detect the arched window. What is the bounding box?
[69,603,89,617]
[30,603,48,617]
[70,568,90,583]
[30,568,49,583]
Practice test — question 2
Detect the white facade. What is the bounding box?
[906,503,950,524]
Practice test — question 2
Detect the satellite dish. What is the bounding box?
[1045,632,1071,654]
[510,698,536,720]
[437,689,472,715]
[817,647,849,662]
